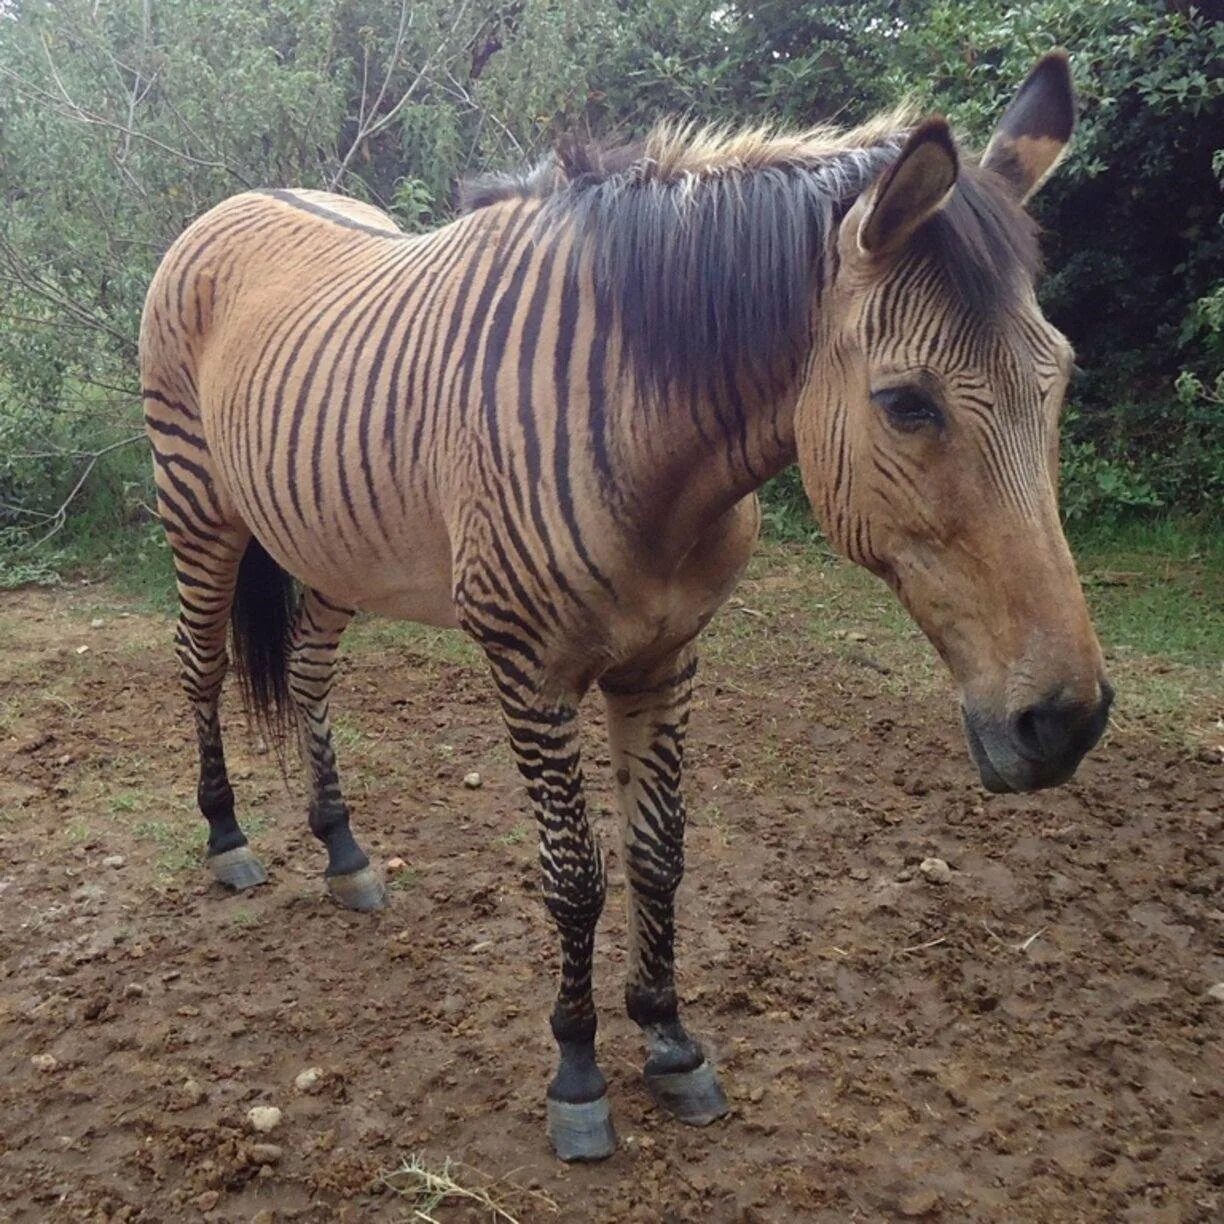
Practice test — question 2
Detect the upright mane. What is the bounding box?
[461,112,1040,406]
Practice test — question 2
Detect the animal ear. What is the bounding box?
[982,50,1076,203]
[857,118,958,257]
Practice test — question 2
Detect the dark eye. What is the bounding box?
[871,386,944,432]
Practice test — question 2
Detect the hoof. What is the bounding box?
[547,1094,617,1162]
[326,865,387,912]
[208,846,267,891]
[645,1060,729,1126]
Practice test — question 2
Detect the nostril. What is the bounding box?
[1010,704,1050,762]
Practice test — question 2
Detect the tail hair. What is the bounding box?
[230,536,296,756]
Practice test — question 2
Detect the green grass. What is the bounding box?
[1072,518,1223,666]
[495,822,532,848]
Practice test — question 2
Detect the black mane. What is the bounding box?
[462,125,1041,404]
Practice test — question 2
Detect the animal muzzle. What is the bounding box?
[962,679,1114,794]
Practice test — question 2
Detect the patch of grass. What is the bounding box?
[495,822,532,848]
[690,801,736,848]
[63,818,90,844]
[132,816,200,875]
[1073,520,1223,666]
[330,717,365,749]
[387,867,419,891]
[110,790,146,815]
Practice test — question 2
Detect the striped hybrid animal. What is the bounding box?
[142,52,1112,1161]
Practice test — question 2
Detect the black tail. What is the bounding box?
[230,536,296,753]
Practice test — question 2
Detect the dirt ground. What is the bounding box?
[1,564,1221,1223]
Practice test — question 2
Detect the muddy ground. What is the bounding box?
[1,557,1221,1222]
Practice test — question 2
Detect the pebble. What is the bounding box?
[90,617,105,628]
[919,857,952,885]
[31,1053,59,1072]
[102,854,125,869]
[75,644,90,655]
[247,1105,283,1133]
[194,1190,220,1212]
[463,771,483,789]
[897,1188,942,1217]
[247,1142,283,1165]
[180,1078,205,1107]
[1206,983,1224,1003]
[386,857,408,874]
[294,1066,323,1093]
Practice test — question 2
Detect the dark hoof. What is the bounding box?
[326,865,387,911]
[547,1095,617,1162]
[208,846,267,891]
[645,1060,729,1126]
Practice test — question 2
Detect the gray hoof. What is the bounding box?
[208,845,267,891]
[645,1060,729,1126]
[547,1094,617,1162]
[326,865,387,911]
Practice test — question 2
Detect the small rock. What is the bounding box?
[849,866,869,882]
[31,1053,59,1072]
[748,1085,766,1103]
[123,982,145,999]
[294,1066,323,1094]
[846,630,868,642]
[247,1142,283,1165]
[919,857,952,885]
[90,617,105,629]
[247,1105,282,1133]
[57,753,73,766]
[193,1190,220,1212]
[179,1078,206,1107]
[75,645,90,655]
[251,1212,277,1224]
[386,857,408,874]
[463,771,483,789]
[102,855,125,869]
[1206,983,1224,1003]
[897,1188,942,1217]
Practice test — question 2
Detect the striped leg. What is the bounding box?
[601,649,729,1126]
[496,680,614,1161]
[288,590,385,911]
[171,528,268,891]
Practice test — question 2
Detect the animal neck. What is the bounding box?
[604,343,806,555]
[549,141,898,554]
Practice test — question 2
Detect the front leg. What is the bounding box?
[601,647,730,1126]
[494,673,615,1162]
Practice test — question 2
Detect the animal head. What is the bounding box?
[797,53,1113,792]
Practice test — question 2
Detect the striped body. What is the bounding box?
[143,189,760,674]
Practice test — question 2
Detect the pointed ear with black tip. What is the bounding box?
[857,118,959,258]
[982,50,1076,203]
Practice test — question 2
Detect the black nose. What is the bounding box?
[1009,679,1114,769]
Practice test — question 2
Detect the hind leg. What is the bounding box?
[169,524,268,890]
[288,589,386,911]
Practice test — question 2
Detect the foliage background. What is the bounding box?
[0,0,1220,578]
